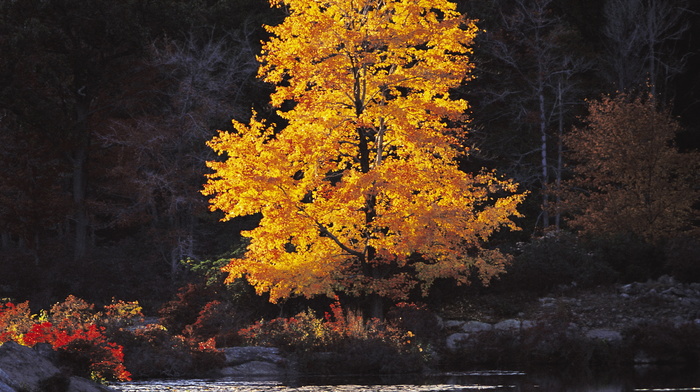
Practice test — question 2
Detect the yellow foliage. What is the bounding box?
[203,0,526,302]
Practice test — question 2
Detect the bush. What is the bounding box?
[158,283,217,334]
[239,299,426,374]
[585,234,662,282]
[0,301,34,342]
[110,323,224,379]
[183,300,246,347]
[101,299,144,333]
[386,302,441,346]
[6,312,130,381]
[498,232,617,293]
[0,295,229,380]
[664,236,700,283]
[111,324,192,378]
[624,321,700,364]
[1,297,132,381]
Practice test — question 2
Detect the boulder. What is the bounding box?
[585,329,623,342]
[461,321,492,333]
[444,320,465,329]
[445,333,470,352]
[221,346,285,366]
[0,342,114,392]
[0,342,61,391]
[0,368,15,392]
[217,347,292,378]
[219,361,286,377]
[494,319,521,331]
[521,320,535,329]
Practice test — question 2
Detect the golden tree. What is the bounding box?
[563,93,700,243]
[202,0,525,307]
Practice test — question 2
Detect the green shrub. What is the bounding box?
[623,321,700,364]
[586,234,662,282]
[499,232,617,293]
[386,302,441,345]
[111,323,224,379]
[664,236,700,283]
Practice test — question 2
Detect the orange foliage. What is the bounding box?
[203,0,525,303]
[563,93,700,242]
[239,299,410,351]
[0,301,33,342]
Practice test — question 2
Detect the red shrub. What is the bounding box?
[0,298,131,382]
[184,300,244,347]
[21,320,130,381]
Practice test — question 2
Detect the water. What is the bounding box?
[111,368,700,392]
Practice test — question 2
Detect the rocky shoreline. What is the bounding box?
[210,276,700,376]
[439,276,700,369]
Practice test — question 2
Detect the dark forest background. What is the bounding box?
[1,0,699,312]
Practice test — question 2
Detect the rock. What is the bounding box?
[445,333,470,352]
[222,346,285,366]
[634,351,654,364]
[69,377,115,392]
[444,320,465,329]
[619,284,633,294]
[585,329,622,342]
[461,321,492,333]
[658,275,675,285]
[0,342,115,392]
[217,347,292,378]
[219,361,285,377]
[434,315,445,330]
[0,341,62,391]
[494,319,521,331]
[0,369,15,392]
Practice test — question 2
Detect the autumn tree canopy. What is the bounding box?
[563,93,700,243]
[202,0,525,305]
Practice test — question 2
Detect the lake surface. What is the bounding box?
[111,368,700,392]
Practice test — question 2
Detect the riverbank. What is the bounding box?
[3,276,697,390]
[441,275,700,330]
[439,276,700,371]
[203,276,700,378]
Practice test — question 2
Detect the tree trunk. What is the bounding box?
[367,293,384,320]
[1,232,10,249]
[538,83,549,230]
[72,95,91,261]
[554,80,564,230]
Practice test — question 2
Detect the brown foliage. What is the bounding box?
[562,93,700,243]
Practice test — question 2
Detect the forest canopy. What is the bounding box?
[1,0,698,308]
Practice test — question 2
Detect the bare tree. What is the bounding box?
[602,0,690,98]
[95,28,260,278]
[469,0,590,231]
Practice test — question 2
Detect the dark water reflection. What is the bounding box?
[112,366,700,392]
